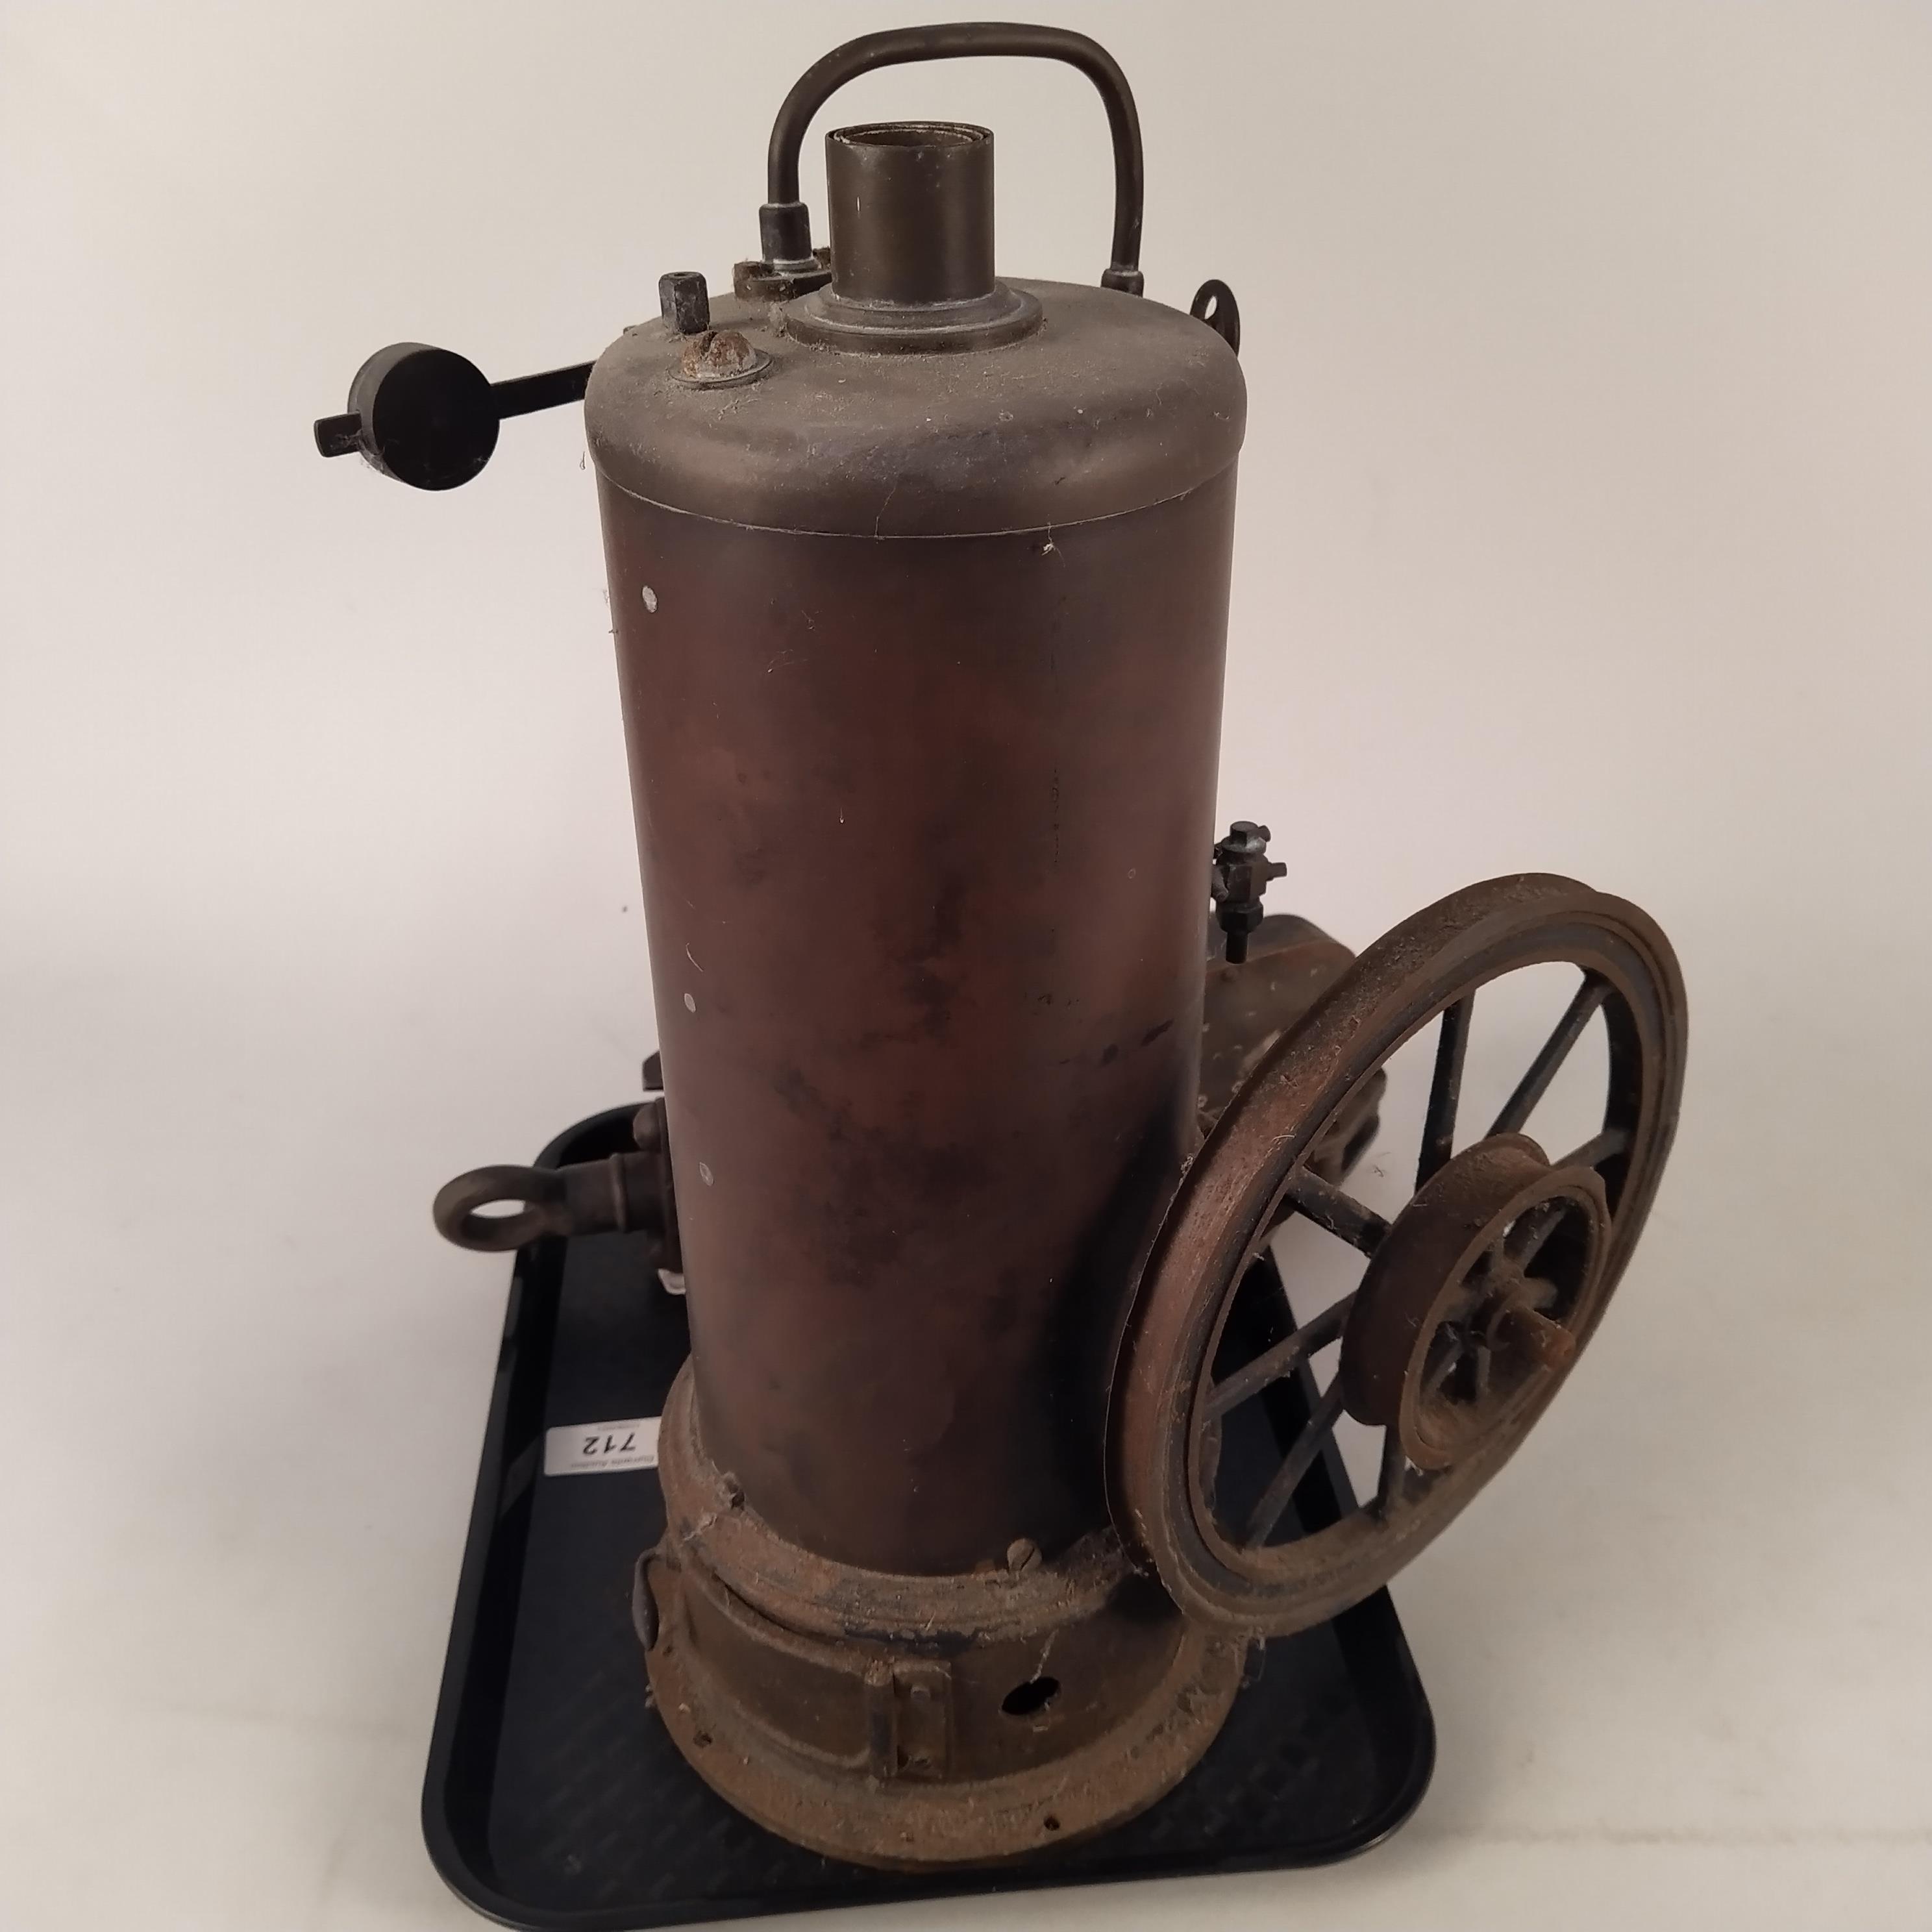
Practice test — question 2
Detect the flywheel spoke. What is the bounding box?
[1422,1337,1463,1396]
[1417,995,1473,1187]
[1374,1426,1409,1517]
[1489,972,1610,1137]
[1205,1291,1354,1420]
[1555,1124,1629,1172]
[1242,1373,1346,1546]
[1507,1199,1565,1267]
[1280,1167,1390,1254]
[1500,1302,1577,1372]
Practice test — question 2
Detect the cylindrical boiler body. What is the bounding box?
[588,280,1245,1575]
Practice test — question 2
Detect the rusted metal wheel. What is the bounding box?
[1111,874,1685,1636]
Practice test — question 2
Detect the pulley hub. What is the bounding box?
[1341,1134,1610,1470]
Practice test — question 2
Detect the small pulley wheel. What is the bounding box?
[1341,1131,1609,1471]
[1110,873,1685,1637]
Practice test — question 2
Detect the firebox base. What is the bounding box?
[643,1363,1246,1867]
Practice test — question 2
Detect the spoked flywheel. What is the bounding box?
[1111,874,1687,1635]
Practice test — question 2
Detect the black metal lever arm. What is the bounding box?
[314,342,593,491]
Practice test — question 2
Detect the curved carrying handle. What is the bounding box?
[760,21,1145,295]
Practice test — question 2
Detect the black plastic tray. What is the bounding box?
[423,1107,1434,1929]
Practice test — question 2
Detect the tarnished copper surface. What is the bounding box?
[601,475,1237,1578]
[583,282,1243,537]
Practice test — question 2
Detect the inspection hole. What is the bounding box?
[1001,1675,1060,1718]
[1042,1814,1061,1833]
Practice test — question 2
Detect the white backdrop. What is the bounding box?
[3,3,1929,1927]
